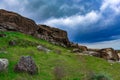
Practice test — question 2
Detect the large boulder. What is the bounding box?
[0,9,38,35]
[98,48,119,61]
[0,59,9,71]
[14,56,38,75]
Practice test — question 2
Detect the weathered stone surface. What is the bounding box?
[78,45,88,51]
[98,48,119,61]
[14,56,38,75]
[0,9,37,35]
[36,25,71,47]
[37,45,50,53]
[71,43,88,53]
[0,9,72,47]
[83,51,100,57]
[0,59,9,71]
[72,48,82,53]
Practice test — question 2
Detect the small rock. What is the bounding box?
[83,51,100,57]
[0,33,6,37]
[37,45,50,53]
[14,56,38,75]
[0,59,9,71]
[9,40,16,46]
[72,48,82,53]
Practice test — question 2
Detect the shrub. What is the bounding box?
[53,66,65,80]
[89,73,112,80]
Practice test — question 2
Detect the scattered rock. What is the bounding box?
[71,43,88,52]
[0,59,9,71]
[37,45,50,53]
[0,33,6,37]
[14,56,38,75]
[117,53,120,60]
[83,51,100,57]
[72,48,81,53]
[98,48,119,61]
[78,46,88,51]
[9,40,16,46]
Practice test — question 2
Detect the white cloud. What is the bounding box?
[44,0,120,30]
[44,10,100,29]
[100,0,120,14]
[81,39,120,50]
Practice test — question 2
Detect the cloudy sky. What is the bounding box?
[0,0,120,49]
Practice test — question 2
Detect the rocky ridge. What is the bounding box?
[0,9,120,61]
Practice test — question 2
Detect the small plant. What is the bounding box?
[89,73,112,80]
[53,66,65,80]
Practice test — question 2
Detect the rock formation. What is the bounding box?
[0,9,37,35]
[0,58,9,71]
[98,48,119,61]
[71,43,88,52]
[0,9,119,61]
[83,51,100,57]
[36,25,71,47]
[0,9,71,47]
[14,56,38,75]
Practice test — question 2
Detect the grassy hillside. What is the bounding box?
[0,31,120,80]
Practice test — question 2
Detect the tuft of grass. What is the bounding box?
[89,73,112,80]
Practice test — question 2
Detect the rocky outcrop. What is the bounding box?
[14,56,38,75]
[36,25,71,47]
[71,43,88,53]
[98,48,119,61]
[0,59,9,71]
[84,48,119,61]
[0,9,37,35]
[0,9,71,47]
[83,51,100,57]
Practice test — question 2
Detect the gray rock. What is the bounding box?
[83,51,100,57]
[14,56,38,75]
[9,40,16,46]
[0,59,9,71]
[37,45,50,53]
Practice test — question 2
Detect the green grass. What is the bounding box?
[0,31,120,80]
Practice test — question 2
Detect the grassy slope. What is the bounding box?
[0,31,120,80]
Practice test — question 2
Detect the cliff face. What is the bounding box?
[0,9,37,35]
[0,9,71,47]
[36,25,70,47]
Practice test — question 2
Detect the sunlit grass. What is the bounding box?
[0,31,120,80]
